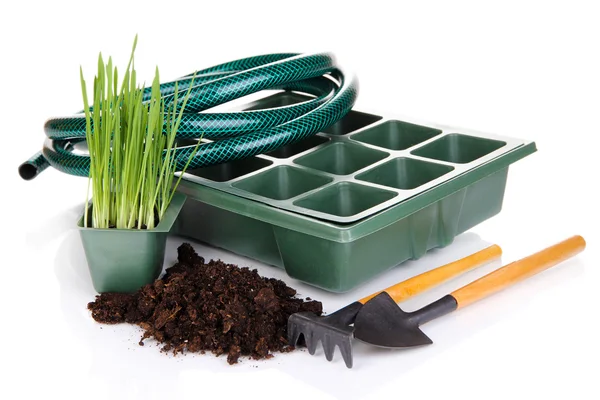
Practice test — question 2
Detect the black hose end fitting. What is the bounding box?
[19,162,39,180]
[19,151,50,180]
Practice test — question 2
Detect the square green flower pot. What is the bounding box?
[77,192,187,293]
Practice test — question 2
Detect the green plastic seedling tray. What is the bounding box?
[174,92,536,292]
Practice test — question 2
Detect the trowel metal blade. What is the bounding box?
[353,292,433,348]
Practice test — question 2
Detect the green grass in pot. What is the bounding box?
[79,36,200,230]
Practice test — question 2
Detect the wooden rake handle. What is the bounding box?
[359,244,502,304]
[452,235,586,309]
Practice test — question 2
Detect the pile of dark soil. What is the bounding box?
[88,243,322,364]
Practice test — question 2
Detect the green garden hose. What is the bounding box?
[19,53,357,180]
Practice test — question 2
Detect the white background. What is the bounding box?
[1,1,598,399]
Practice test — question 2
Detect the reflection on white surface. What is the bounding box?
[52,223,578,399]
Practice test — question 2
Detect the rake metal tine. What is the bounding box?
[323,335,336,361]
[305,331,320,355]
[339,337,354,369]
[287,321,301,346]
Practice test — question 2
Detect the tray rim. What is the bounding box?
[177,139,537,243]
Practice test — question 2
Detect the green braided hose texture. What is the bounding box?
[24,53,357,178]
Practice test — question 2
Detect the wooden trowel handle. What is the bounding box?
[451,235,586,309]
[360,244,502,304]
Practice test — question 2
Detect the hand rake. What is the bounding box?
[287,245,502,368]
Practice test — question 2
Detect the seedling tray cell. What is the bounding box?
[175,92,536,292]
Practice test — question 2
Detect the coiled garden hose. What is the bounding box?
[19,53,357,180]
